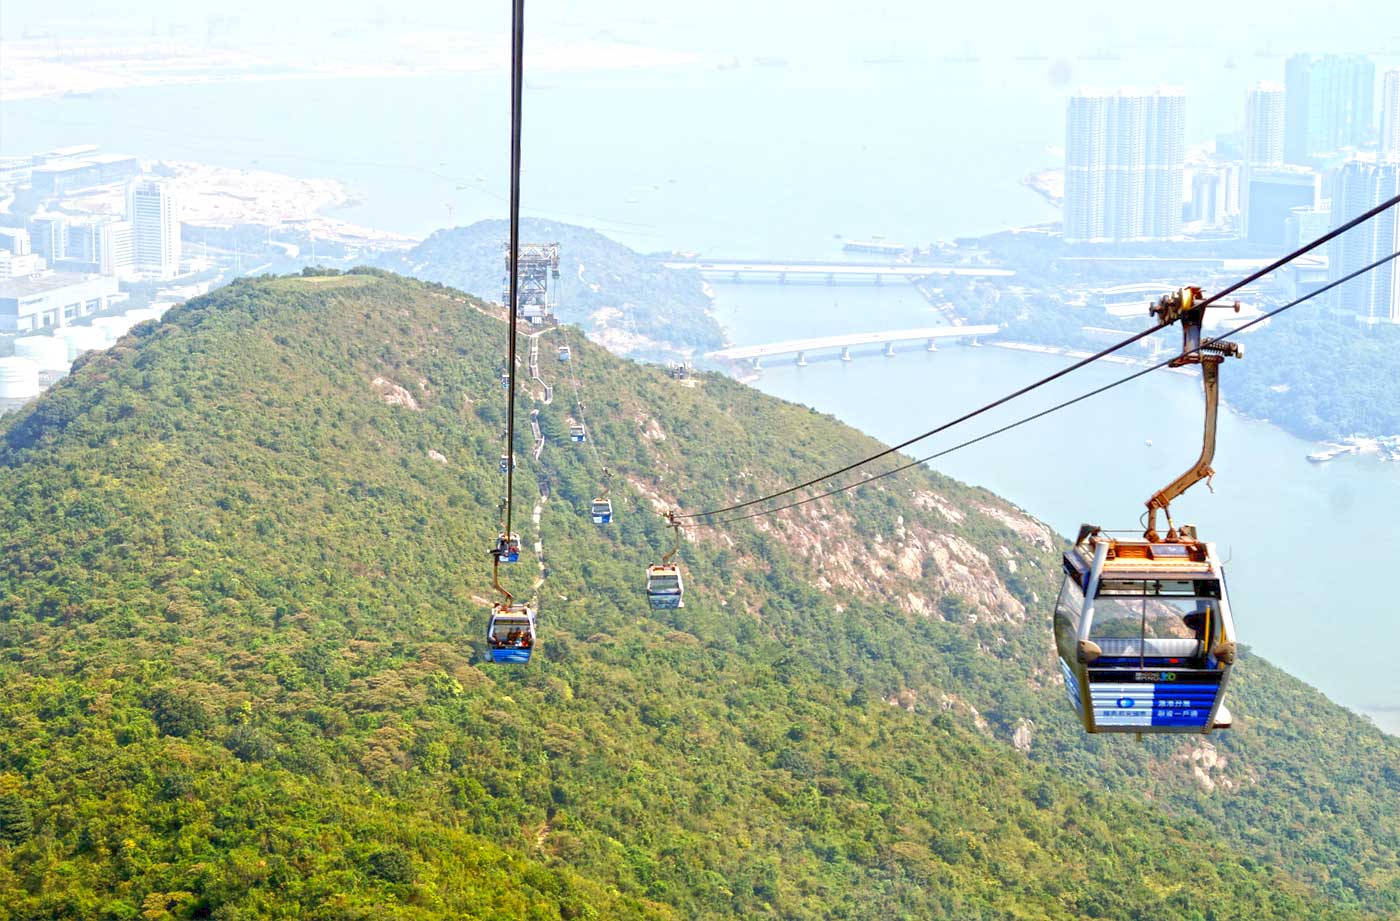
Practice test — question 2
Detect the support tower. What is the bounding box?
[503,242,561,326]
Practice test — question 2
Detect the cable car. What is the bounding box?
[499,454,515,474]
[558,345,571,362]
[590,497,613,524]
[1054,286,1242,734]
[497,532,521,563]
[487,603,536,663]
[646,511,684,607]
[646,563,684,609]
[569,422,587,443]
[1056,527,1235,733]
[500,371,510,389]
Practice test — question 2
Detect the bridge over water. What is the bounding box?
[663,259,1014,285]
[708,324,1000,367]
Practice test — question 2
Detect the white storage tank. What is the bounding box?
[0,357,41,399]
[55,325,109,359]
[13,336,72,373]
[92,316,137,343]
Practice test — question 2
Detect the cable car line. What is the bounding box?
[674,193,1400,523]
[693,248,1400,528]
[484,0,538,664]
[557,324,616,524]
[500,0,525,544]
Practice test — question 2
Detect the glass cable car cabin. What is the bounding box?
[487,603,536,664]
[558,345,571,362]
[1055,527,1235,734]
[497,532,522,564]
[647,511,685,608]
[569,423,587,443]
[590,497,613,524]
[499,454,515,474]
[646,563,684,608]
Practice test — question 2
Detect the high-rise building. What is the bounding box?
[126,179,182,278]
[1284,54,1375,164]
[1382,69,1400,161]
[1242,82,1287,230]
[1187,163,1241,228]
[27,214,68,263]
[63,216,135,278]
[1329,160,1400,324]
[1245,82,1286,167]
[1064,87,1185,243]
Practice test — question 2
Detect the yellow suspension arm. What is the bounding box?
[1143,287,1241,542]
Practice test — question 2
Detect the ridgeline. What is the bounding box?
[0,269,1395,919]
[375,218,723,363]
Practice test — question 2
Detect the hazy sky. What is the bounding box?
[5,0,1399,62]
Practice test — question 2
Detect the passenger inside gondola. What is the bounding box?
[490,619,533,648]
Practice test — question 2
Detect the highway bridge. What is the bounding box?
[662,259,1014,285]
[707,324,1000,367]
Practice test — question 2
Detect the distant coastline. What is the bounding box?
[0,35,702,104]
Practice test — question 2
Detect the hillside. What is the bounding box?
[374,218,724,362]
[0,269,1396,919]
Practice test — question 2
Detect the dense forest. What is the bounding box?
[0,270,1396,918]
[373,218,724,362]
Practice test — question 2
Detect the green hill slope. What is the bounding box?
[0,270,1393,919]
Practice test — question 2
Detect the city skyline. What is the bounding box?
[1063,87,1185,243]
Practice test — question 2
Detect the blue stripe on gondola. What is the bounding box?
[490,647,533,664]
[1088,681,1219,728]
[1058,658,1085,716]
[648,594,683,609]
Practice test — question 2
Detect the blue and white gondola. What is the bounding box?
[645,563,684,608]
[1054,527,1235,734]
[487,603,536,664]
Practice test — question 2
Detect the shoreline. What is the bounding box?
[57,160,420,251]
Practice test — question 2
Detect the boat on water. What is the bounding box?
[1307,443,1362,464]
[843,239,905,255]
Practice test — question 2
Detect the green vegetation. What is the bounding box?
[0,271,1396,918]
[374,218,724,361]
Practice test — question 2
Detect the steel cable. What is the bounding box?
[699,248,1400,527]
[676,193,1400,522]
